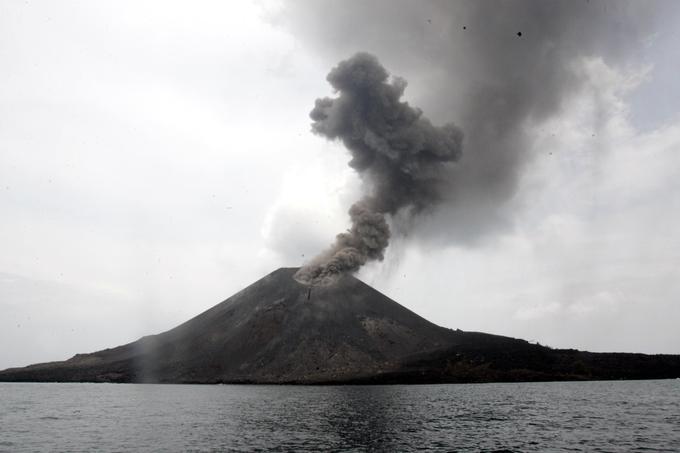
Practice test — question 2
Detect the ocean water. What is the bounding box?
[1,380,678,452]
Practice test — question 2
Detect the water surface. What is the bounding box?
[1,380,679,452]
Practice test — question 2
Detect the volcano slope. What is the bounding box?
[1,268,679,384]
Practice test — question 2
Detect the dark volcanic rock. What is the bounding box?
[1,267,679,384]
[0,268,454,383]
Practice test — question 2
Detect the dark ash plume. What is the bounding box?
[279,0,664,249]
[295,53,463,285]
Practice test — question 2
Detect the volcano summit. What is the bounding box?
[1,268,678,384]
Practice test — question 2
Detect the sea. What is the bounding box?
[1,380,678,452]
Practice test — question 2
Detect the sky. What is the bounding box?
[1,0,679,370]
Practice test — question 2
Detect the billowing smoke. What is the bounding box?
[295,53,463,285]
[278,0,663,251]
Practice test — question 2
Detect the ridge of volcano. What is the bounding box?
[1,268,679,384]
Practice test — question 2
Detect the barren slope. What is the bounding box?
[2,267,678,384]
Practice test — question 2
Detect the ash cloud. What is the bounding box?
[280,0,664,248]
[295,53,463,285]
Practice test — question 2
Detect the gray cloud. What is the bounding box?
[295,53,463,284]
[280,0,667,248]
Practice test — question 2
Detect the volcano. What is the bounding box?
[1,268,679,384]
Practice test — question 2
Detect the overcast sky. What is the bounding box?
[1,0,679,370]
